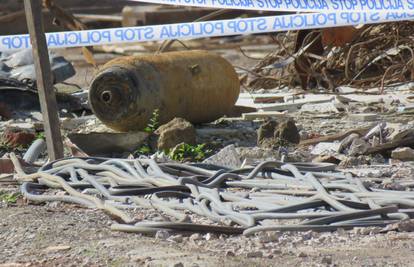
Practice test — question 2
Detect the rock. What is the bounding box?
[171,262,184,267]
[246,251,263,258]
[203,233,215,241]
[321,255,333,265]
[3,126,36,147]
[61,116,94,131]
[156,118,196,151]
[189,233,202,242]
[257,119,300,147]
[394,219,414,232]
[258,232,280,243]
[155,230,170,240]
[391,147,414,161]
[257,120,278,146]
[44,245,71,253]
[275,119,300,144]
[311,142,341,155]
[348,138,370,156]
[271,249,282,255]
[297,251,307,258]
[225,251,235,257]
[167,234,183,243]
[203,145,241,169]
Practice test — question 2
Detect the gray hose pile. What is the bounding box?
[11,155,414,236]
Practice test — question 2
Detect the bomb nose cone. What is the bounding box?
[89,66,137,123]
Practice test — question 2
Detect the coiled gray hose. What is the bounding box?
[10,153,414,236]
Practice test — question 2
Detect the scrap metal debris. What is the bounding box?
[0,49,75,83]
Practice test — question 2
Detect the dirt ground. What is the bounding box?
[2,197,414,267]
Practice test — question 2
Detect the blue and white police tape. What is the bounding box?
[1,11,413,51]
[127,0,414,12]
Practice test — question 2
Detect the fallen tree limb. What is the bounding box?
[363,135,414,155]
[299,126,373,147]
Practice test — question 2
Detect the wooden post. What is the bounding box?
[24,0,64,160]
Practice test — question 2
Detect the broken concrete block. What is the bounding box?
[203,145,241,169]
[391,147,414,161]
[67,131,148,156]
[311,142,341,155]
[3,126,36,147]
[348,113,379,122]
[242,111,286,120]
[155,118,196,151]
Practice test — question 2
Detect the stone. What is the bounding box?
[189,233,202,242]
[257,120,278,146]
[297,251,307,258]
[44,245,71,253]
[167,235,183,243]
[3,126,36,147]
[246,251,263,258]
[348,138,370,156]
[311,142,341,155]
[321,256,333,265]
[394,219,414,232]
[225,251,235,257]
[171,262,184,267]
[275,119,300,144]
[203,145,241,169]
[155,230,170,240]
[203,233,215,241]
[156,118,196,151]
[391,147,414,161]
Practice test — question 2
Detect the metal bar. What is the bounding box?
[24,0,64,160]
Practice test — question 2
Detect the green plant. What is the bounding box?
[144,109,160,133]
[0,192,21,204]
[169,143,211,162]
[36,132,45,140]
[134,109,161,156]
[136,144,151,155]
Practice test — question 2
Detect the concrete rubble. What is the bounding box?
[1,2,414,266]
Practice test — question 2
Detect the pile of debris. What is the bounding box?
[244,22,414,91]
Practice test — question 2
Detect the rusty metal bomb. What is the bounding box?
[89,50,240,132]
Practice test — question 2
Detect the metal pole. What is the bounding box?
[24,0,64,160]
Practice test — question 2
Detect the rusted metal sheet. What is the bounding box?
[89,50,240,131]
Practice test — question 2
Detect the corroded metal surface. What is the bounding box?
[89,50,240,131]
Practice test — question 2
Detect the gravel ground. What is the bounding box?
[2,187,414,267]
